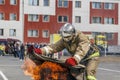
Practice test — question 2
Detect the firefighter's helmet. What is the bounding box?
[59,23,76,42]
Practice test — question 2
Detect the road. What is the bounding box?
[0,55,31,80]
[97,55,120,80]
[0,55,120,80]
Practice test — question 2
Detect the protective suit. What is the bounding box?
[40,34,99,79]
[34,23,100,80]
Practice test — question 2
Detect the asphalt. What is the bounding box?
[100,55,120,62]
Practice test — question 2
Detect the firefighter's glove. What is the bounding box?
[34,48,42,54]
[65,57,77,66]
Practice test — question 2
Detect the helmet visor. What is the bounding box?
[61,32,71,37]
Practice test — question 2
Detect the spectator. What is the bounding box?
[14,43,19,57]
[0,43,5,56]
[19,43,25,61]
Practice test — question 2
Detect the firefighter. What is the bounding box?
[34,23,100,80]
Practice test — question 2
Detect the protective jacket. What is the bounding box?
[41,31,99,64]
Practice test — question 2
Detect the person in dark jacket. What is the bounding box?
[19,43,25,61]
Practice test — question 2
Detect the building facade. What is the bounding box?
[0,0,120,46]
[24,0,72,43]
[0,0,24,42]
[72,0,120,45]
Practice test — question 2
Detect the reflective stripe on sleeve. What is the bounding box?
[87,75,96,80]
[43,47,49,54]
[74,54,81,61]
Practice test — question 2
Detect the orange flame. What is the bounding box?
[21,57,68,80]
[39,62,68,80]
[21,57,39,80]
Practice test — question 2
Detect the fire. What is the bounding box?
[39,62,68,80]
[21,57,68,80]
[21,57,39,79]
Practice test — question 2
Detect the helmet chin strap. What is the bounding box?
[67,40,72,46]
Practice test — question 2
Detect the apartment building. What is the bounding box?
[24,0,72,43]
[0,0,120,46]
[0,0,23,42]
[73,0,120,45]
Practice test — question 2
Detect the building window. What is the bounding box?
[28,14,39,22]
[75,16,81,23]
[10,0,17,5]
[9,29,16,36]
[92,17,101,23]
[43,0,49,6]
[104,17,114,24]
[106,33,114,40]
[58,0,68,7]
[104,3,114,10]
[28,0,39,6]
[28,30,38,37]
[58,16,68,23]
[0,0,4,4]
[42,15,50,22]
[75,1,81,8]
[92,2,101,9]
[0,13,4,20]
[42,30,49,38]
[10,13,17,20]
[0,29,4,36]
